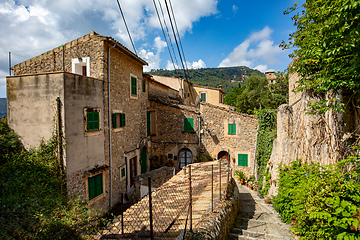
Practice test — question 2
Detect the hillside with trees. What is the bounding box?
[147,66,264,92]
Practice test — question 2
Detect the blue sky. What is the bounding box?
[0,0,304,98]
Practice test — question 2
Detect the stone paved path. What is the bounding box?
[228,184,294,240]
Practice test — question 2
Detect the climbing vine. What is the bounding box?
[255,109,277,194]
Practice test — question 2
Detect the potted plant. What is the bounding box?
[234,170,247,185]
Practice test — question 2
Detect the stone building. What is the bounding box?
[7,31,259,212]
[265,71,277,84]
[8,31,149,211]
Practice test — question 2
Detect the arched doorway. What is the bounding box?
[140,147,147,174]
[178,148,193,169]
[218,151,229,162]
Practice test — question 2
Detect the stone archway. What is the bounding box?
[178,148,193,169]
[218,151,229,162]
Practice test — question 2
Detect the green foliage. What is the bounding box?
[234,170,247,183]
[0,131,95,239]
[0,116,23,163]
[274,159,360,239]
[150,155,174,170]
[147,66,264,93]
[194,154,213,163]
[224,73,288,115]
[282,0,360,113]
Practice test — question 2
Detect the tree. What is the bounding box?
[281,0,360,112]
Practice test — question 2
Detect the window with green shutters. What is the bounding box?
[112,113,125,128]
[168,154,173,159]
[228,123,236,135]
[200,92,206,102]
[131,76,137,96]
[88,173,103,200]
[184,118,194,132]
[121,168,126,178]
[238,154,248,167]
[87,111,100,131]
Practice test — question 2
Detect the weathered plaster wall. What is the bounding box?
[7,72,65,149]
[200,103,258,177]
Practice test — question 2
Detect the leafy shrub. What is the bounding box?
[274,159,360,239]
[0,116,23,164]
[0,135,95,239]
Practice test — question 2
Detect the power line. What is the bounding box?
[116,0,137,55]
[152,0,179,75]
[168,0,191,79]
[164,0,188,81]
[156,0,182,75]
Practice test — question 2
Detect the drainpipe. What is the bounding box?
[108,43,116,210]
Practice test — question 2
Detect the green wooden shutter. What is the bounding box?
[112,113,117,128]
[88,173,103,200]
[121,168,125,177]
[120,113,126,127]
[200,93,206,102]
[238,154,248,166]
[184,118,194,132]
[228,123,236,135]
[131,76,137,96]
[93,112,99,131]
[147,111,151,136]
[87,112,93,131]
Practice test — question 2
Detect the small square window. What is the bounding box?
[121,167,126,178]
[238,154,248,167]
[142,80,146,92]
[228,123,236,135]
[131,76,137,96]
[168,154,173,159]
[184,118,194,132]
[86,109,100,132]
[200,92,206,102]
[112,113,125,128]
[174,155,178,160]
[88,173,103,200]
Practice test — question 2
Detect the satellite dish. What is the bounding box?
[195,96,200,106]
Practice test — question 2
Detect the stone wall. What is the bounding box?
[268,68,360,196]
[189,177,240,240]
[200,103,258,178]
[133,166,175,202]
[148,99,200,169]
[12,31,106,80]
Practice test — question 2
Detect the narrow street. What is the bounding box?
[229,184,294,240]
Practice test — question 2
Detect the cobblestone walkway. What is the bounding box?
[228,184,294,240]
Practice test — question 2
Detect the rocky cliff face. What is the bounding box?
[267,71,360,196]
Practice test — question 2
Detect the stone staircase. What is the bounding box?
[228,185,294,240]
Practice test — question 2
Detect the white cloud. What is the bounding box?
[139,36,167,71]
[188,59,206,69]
[218,26,282,72]
[232,5,238,14]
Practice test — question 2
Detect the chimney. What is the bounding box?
[218,85,223,90]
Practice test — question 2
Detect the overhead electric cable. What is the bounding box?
[116,0,137,55]
[152,0,179,75]
[157,0,182,76]
[168,0,191,79]
[164,0,189,81]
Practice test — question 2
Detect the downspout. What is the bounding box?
[108,43,116,210]
[253,124,259,179]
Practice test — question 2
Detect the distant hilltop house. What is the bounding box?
[6,31,257,211]
[265,71,277,84]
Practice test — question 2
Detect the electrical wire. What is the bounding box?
[164,0,189,81]
[116,0,137,55]
[168,0,191,79]
[152,0,179,76]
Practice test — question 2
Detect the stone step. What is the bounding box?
[234,218,290,230]
[230,230,292,240]
[237,211,282,222]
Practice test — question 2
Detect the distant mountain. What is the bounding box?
[147,66,265,93]
[0,98,7,117]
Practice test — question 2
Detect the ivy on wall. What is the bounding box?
[255,109,277,194]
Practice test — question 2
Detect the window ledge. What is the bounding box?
[85,130,102,137]
[113,128,124,133]
[182,131,196,133]
[88,193,105,204]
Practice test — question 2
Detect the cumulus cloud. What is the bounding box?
[166,59,206,71]
[188,59,206,69]
[218,26,282,72]
[0,0,219,97]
